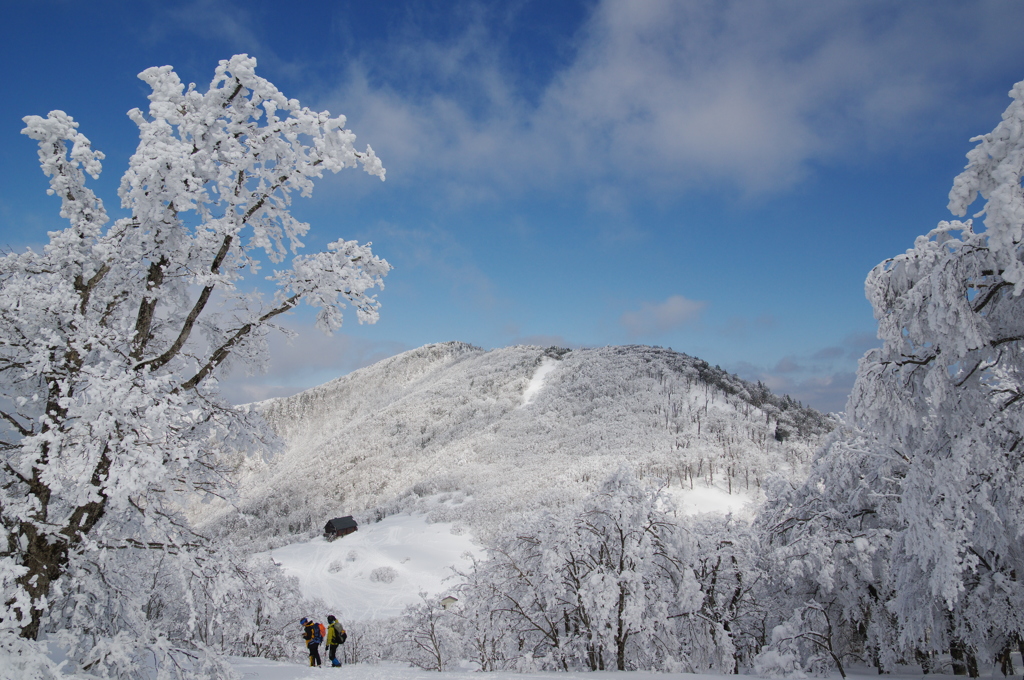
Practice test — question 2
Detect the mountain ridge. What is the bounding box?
[202,343,833,547]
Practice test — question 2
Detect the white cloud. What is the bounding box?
[729,331,883,413]
[218,325,409,405]
[621,295,706,337]
[313,0,1024,199]
[732,359,856,414]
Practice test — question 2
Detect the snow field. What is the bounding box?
[267,513,482,622]
[228,656,990,680]
[665,483,755,517]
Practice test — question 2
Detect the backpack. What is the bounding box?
[313,622,325,644]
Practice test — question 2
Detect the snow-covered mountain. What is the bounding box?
[204,343,832,546]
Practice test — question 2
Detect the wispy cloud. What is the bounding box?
[311,0,1024,200]
[147,0,309,81]
[843,331,881,359]
[774,358,802,373]
[812,346,845,360]
[730,332,882,413]
[774,371,857,415]
[621,295,706,337]
[219,324,410,405]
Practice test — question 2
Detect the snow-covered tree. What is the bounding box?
[757,79,1024,679]
[686,513,765,673]
[439,468,708,672]
[848,80,1024,671]
[568,469,700,671]
[0,54,389,678]
[399,593,462,671]
[756,425,900,676]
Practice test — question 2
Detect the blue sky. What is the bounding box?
[4,0,1024,412]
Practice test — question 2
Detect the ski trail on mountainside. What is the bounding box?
[521,356,559,406]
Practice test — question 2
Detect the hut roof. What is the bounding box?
[325,516,358,531]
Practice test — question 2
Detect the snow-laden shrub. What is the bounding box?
[370,566,398,583]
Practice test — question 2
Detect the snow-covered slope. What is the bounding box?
[202,343,832,545]
[265,497,753,623]
[267,513,481,622]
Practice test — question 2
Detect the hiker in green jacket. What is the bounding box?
[325,614,346,667]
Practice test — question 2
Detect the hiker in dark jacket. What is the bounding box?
[300,617,322,667]
[326,614,346,667]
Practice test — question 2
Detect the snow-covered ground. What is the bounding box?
[666,483,756,517]
[227,657,692,678]
[267,513,482,622]
[230,657,721,678]
[228,656,968,680]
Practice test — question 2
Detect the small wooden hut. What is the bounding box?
[323,516,358,541]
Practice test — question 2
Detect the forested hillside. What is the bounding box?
[203,342,832,546]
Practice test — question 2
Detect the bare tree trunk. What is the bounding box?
[14,528,66,640]
[997,641,1015,677]
[915,649,932,675]
[950,639,977,676]
[950,641,966,675]
[616,585,628,671]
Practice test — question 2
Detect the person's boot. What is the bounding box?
[332,659,341,667]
